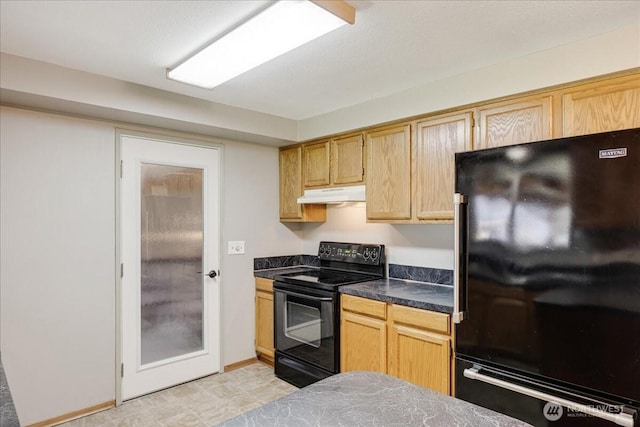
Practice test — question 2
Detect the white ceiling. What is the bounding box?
[1,1,639,121]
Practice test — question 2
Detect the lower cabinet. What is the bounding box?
[340,295,387,373]
[255,278,274,364]
[340,294,453,395]
[387,304,451,395]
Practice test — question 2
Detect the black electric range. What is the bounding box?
[273,241,385,387]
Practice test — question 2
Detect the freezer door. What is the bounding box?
[454,128,640,405]
[455,359,637,427]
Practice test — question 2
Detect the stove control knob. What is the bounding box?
[363,249,370,260]
[370,250,379,262]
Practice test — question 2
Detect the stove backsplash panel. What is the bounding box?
[254,255,452,287]
[388,264,453,286]
[253,254,319,270]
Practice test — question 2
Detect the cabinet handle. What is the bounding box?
[453,193,468,324]
[276,289,333,302]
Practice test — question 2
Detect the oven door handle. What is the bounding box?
[276,288,333,302]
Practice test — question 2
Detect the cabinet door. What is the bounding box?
[341,311,387,374]
[389,304,451,394]
[255,278,274,362]
[478,96,553,149]
[255,290,274,361]
[562,74,640,136]
[332,134,364,185]
[388,324,451,395]
[280,146,326,222]
[414,113,473,221]
[303,141,330,188]
[366,125,412,221]
[279,146,303,219]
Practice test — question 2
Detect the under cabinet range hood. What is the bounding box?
[297,185,365,204]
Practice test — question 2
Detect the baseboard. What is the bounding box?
[257,354,274,367]
[224,357,258,372]
[26,400,115,427]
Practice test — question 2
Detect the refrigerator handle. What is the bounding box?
[464,367,635,427]
[453,193,468,324]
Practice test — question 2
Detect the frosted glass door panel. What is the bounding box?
[140,163,204,365]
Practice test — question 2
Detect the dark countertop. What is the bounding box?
[215,371,531,427]
[340,278,454,314]
[1,357,20,427]
[254,266,454,313]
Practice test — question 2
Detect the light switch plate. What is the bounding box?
[228,240,245,255]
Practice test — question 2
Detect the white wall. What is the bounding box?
[0,53,298,146]
[0,106,302,425]
[0,108,116,425]
[298,24,640,140]
[221,142,303,364]
[301,205,453,270]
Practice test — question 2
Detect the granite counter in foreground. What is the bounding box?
[1,357,20,427]
[215,371,531,427]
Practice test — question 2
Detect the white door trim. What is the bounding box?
[115,129,224,405]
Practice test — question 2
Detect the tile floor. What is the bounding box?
[58,362,298,427]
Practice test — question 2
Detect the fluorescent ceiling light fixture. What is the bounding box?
[167,0,355,89]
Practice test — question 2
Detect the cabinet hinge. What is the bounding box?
[121,363,124,378]
[120,160,123,178]
[120,263,124,278]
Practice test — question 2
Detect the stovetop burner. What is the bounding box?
[274,242,386,292]
[276,269,379,289]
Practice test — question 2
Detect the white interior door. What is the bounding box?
[121,134,221,400]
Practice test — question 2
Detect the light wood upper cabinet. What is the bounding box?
[414,112,473,221]
[279,146,326,222]
[302,134,364,189]
[366,124,412,221]
[255,278,274,363]
[562,74,640,136]
[478,96,553,149]
[303,141,330,187]
[280,71,638,224]
[332,134,364,185]
[279,146,303,219]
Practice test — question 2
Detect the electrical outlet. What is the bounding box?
[228,241,245,255]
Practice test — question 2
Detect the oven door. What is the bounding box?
[274,282,338,373]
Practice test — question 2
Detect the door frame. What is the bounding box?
[115,128,224,405]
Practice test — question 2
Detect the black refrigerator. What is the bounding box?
[453,128,640,427]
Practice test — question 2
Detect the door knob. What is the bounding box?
[198,270,218,278]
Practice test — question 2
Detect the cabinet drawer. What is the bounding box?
[341,294,387,319]
[390,304,450,334]
[255,277,274,293]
